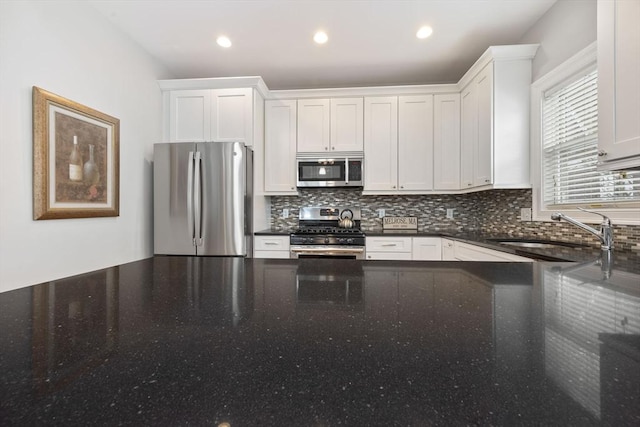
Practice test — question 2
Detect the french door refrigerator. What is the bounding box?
[153,141,253,256]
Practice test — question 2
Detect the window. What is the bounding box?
[542,67,639,206]
[532,43,640,224]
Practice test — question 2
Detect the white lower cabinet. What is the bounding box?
[453,241,533,262]
[441,238,457,260]
[412,237,442,261]
[365,237,413,260]
[366,236,441,261]
[254,235,290,259]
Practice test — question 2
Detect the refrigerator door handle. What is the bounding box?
[193,151,203,246]
[187,151,195,245]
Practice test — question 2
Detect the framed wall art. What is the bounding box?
[33,86,119,219]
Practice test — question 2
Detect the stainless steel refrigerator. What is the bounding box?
[153,141,253,256]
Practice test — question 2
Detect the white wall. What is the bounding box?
[519,0,597,82]
[0,1,171,292]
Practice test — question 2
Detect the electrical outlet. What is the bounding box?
[282,208,289,219]
[377,209,385,218]
[446,208,455,219]
[520,207,532,221]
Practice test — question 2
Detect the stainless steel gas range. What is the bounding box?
[289,207,365,259]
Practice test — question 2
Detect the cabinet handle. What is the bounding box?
[598,150,607,157]
[265,242,278,245]
[392,185,396,189]
[484,179,490,183]
[400,185,404,189]
[381,243,397,247]
[331,147,335,150]
[325,147,328,151]
[467,183,472,187]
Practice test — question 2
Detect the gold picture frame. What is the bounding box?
[33,86,119,219]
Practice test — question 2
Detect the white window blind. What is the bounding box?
[542,68,639,206]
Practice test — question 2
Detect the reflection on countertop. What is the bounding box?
[1,257,638,425]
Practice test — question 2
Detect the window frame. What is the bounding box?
[531,42,640,225]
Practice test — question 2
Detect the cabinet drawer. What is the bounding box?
[254,250,291,259]
[366,251,413,261]
[412,237,442,261]
[366,237,412,253]
[255,236,290,251]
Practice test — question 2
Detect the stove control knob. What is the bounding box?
[346,238,354,244]
[324,238,329,244]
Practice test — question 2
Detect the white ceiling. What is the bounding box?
[89,0,557,90]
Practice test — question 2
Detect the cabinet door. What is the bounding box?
[412,237,442,261]
[460,85,476,189]
[364,96,398,191]
[433,94,461,190]
[211,88,253,146]
[598,0,640,167]
[330,97,364,152]
[168,90,211,142]
[366,236,412,260]
[454,241,532,262]
[441,238,456,260]
[398,95,434,191]
[297,98,330,152]
[475,63,493,186]
[265,100,297,193]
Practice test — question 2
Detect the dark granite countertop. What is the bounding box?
[255,228,294,235]
[2,257,639,425]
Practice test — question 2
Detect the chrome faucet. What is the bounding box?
[551,208,613,250]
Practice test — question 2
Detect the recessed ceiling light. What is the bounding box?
[416,26,433,39]
[216,36,232,48]
[313,31,328,44]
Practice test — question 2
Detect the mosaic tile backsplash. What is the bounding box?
[269,188,640,253]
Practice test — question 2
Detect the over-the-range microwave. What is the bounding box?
[296,156,363,188]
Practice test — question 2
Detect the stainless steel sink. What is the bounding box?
[487,239,589,249]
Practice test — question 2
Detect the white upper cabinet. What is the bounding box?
[475,63,493,187]
[297,97,364,153]
[330,98,364,152]
[460,84,477,189]
[167,88,253,146]
[211,88,253,144]
[597,0,640,170]
[364,95,434,193]
[458,45,538,189]
[433,94,461,190]
[364,96,398,191]
[168,90,211,142]
[398,95,434,191]
[461,63,494,188]
[297,98,330,152]
[265,99,297,194]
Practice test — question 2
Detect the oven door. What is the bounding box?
[290,245,365,259]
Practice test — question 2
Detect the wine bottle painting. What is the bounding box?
[55,112,107,203]
[33,86,119,220]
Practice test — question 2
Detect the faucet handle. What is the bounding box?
[577,207,612,225]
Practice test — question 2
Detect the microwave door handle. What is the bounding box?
[345,159,349,185]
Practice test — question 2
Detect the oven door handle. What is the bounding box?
[290,247,365,256]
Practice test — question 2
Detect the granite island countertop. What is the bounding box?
[2,257,639,426]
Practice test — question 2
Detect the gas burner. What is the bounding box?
[295,227,363,235]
